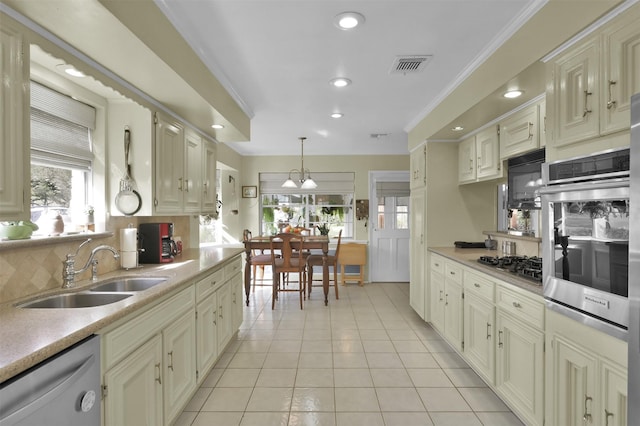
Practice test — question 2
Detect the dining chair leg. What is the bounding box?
[272,272,278,310]
[333,266,339,299]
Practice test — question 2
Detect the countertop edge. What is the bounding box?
[428,247,544,296]
[0,246,244,384]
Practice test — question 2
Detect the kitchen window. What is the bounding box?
[29,81,96,233]
[259,172,355,238]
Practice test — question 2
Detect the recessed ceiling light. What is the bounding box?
[330,77,351,88]
[503,90,523,99]
[330,112,344,119]
[334,12,365,30]
[211,124,224,129]
[451,126,464,132]
[56,64,85,78]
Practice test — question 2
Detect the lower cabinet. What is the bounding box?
[546,309,628,426]
[102,254,243,425]
[429,254,463,352]
[463,292,495,384]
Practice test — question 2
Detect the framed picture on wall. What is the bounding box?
[242,186,257,198]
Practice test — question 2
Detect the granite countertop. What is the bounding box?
[428,247,543,296]
[0,246,244,384]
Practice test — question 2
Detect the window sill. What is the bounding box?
[0,231,113,252]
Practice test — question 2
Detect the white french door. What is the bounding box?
[369,171,410,282]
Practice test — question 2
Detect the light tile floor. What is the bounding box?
[175,282,525,426]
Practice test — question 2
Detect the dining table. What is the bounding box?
[243,235,330,306]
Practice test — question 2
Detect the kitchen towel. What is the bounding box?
[120,227,137,252]
[120,251,137,269]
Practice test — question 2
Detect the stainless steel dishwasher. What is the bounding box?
[0,335,100,426]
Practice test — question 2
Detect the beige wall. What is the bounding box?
[238,155,410,240]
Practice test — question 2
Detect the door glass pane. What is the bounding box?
[377,197,385,229]
[396,196,409,229]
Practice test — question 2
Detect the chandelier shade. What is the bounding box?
[282,137,317,189]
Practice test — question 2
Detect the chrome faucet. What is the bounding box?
[62,239,120,288]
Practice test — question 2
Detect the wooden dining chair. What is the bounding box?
[306,230,341,300]
[243,229,273,292]
[270,233,307,309]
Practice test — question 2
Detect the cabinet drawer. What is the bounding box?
[496,284,544,329]
[464,270,495,302]
[224,256,242,279]
[445,262,463,284]
[430,254,444,274]
[195,268,225,301]
[102,286,195,369]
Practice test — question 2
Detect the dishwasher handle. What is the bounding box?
[0,353,96,425]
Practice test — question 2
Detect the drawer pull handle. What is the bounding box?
[168,351,174,371]
[583,90,593,117]
[213,310,217,325]
[439,290,443,301]
[607,80,617,110]
[512,301,522,308]
[498,330,503,348]
[435,263,439,267]
[486,322,491,339]
[583,395,593,423]
[474,283,480,288]
[450,271,456,275]
[604,409,613,426]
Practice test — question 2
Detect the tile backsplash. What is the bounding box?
[0,216,190,304]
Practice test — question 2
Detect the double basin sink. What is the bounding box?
[18,277,168,309]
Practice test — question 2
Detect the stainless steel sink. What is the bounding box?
[19,293,132,309]
[89,277,167,292]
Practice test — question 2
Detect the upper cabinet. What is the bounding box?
[499,101,544,158]
[459,126,502,185]
[410,145,426,189]
[0,21,30,221]
[548,8,640,148]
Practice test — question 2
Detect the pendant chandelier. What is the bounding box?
[282,137,317,189]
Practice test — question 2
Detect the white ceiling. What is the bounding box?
[155,0,542,156]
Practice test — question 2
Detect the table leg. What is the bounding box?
[322,250,329,306]
[244,248,252,306]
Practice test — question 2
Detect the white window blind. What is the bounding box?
[376,181,410,197]
[260,172,355,194]
[30,81,95,170]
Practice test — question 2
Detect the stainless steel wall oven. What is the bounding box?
[540,148,630,340]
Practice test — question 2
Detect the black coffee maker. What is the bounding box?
[138,223,177,264]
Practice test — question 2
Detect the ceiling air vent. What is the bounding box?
[390,55,432,74]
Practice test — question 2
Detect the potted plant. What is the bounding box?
[316,223,330,236]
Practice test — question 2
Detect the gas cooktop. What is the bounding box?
[477,255,543,284]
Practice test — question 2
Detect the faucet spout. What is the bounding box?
[62,242,120,288]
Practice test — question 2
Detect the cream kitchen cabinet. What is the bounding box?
[183,128,203,213]
[430,254,463,351]
[462,270,495,385]
[196,290,218,384]
[545,309,627,426]
[410,189,426,319]
[101,286,196,426]
[103,335,163,426]
[216,280,232,353]
[495,283,545,426]
[154,113,186,214]
[230,271,244,331]
[459,126,502,185]
[0,19,30,221]
[549,7,640,148]
[499,101,542,159]
[202,139,218,214]
[410,144,426,189]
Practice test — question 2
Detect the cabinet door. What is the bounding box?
[458,137,476,184]
[104,335,163,426]
[410,189,426,319]
[217,282,232,352]
[463,293,495,385]
[230,273,244,331]
[202,140,217,213]
[476,126,502,180]
[443,279,463,352]
[0,23,29,221]
[196,292,218,384]
[154,114,184,214]
[496,311,544,426]
[499,105,539,159]
[601,14,640,135]
[429,271,445,332]
[552,37,600,147]
[538,99,547,147]
[183,129,202,213]
[410,145,426,189]
[163,309,197,424]
[600,360,628,426]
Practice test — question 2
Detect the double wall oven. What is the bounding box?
[540,148,630,340]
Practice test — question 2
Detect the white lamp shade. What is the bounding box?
[282,178,298,188]
[301,178,317,189]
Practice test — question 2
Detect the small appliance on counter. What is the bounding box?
[138,223,177,264]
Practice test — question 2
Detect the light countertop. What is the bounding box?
[0,246,244,384]
[428,247,543,296]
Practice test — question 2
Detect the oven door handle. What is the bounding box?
[539,178,629,195]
